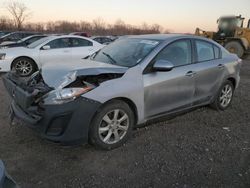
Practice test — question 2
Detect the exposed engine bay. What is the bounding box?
[6,71,52,98]
[4,71,124,106]
[66,73,124,88]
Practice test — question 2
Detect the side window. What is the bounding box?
[195,40,215,62]
[104,38,112,43]
[26,37,39,45]
[213,45,221,59]
[154,40,192,67]
[71,38,93,47]
[46,38,71,49]
[8,33,19,40]
[21,33,31,38]
[95,38,102,43]
[15,33,23,39]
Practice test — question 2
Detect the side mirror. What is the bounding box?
[153,60,174,72]
[41,45,51,50]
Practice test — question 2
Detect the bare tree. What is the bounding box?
[0,13,164,35]
[5,0,31,29]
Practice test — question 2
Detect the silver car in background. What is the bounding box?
[3,34,242,150]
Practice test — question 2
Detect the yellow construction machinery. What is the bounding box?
[195,15,250,58]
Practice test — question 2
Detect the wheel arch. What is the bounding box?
[227,77,236,88]
[101,97,139,125]
[11,56,38,71]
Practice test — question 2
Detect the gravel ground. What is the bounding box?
[0,58,250,188]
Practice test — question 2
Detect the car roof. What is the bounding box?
[128,34,220,45]
[129,34,193,41]
[47,35,91,39]
[91,36,110,38]
[21,35,47,40]
[41,35,95,43]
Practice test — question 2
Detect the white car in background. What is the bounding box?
[0,35,104,76]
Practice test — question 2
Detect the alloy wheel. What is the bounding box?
[14,60,33,76]
[98,109,129,145]
[220,84,233,108]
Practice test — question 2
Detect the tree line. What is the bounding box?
[0,16,165,36]
[0,0,168,36]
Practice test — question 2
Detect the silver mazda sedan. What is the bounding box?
[3,34,242,150]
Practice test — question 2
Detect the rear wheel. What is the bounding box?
[225,41,244,58]
[211,80,234,111]
[89,100,134,150]
[12,57,36,77]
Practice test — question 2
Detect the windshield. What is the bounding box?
[27,37,51,48]
[0,33,11,39]
[17,36,31,43]
[0,32,9,38]
[91,38,160,67]
[219,18,243,30]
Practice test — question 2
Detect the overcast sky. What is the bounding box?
[0,0,249,33]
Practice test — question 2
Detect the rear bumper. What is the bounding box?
[10,97,101,144]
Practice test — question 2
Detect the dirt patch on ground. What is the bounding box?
[0,59,250,188]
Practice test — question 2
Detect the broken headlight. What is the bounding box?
[43,86,94,105]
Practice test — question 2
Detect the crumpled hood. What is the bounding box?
[41,59,128,88]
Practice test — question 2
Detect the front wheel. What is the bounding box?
[12,57,36,77]
[89,100,134,150]
[211,81,235,111]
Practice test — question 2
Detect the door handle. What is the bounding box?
[185,71,196,77]
[218,64,225,68]
[63,50,70,53]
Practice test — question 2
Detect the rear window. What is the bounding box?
[195,40,215,62]
[213,45,221,59]
[71,38,93,47]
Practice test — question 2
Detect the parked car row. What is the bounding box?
[0,31,119,45]
[0,35,104,76]
[2,34,242,150]
[0,35,48,49]
[0,31,40,45]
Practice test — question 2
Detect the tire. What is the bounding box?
[12,57,36,77]
[225,41,244,58]
[89,100,135,150]
[210,80,235,111]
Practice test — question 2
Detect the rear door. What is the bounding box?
[191,40,225,104]
[70,37,96,60]
[39,37,72,65]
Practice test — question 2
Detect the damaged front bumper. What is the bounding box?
[3,74,101,145]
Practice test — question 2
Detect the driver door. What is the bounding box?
[39,38,72,65]
[143,39,196,118]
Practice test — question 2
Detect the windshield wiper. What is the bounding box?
[102,52,117,65]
